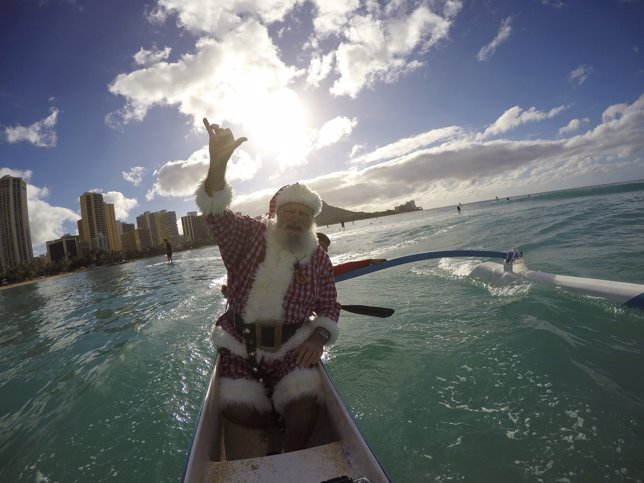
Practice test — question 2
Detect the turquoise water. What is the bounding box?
[1,181,643,482]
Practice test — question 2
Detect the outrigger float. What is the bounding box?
[182,249,643,483]
[336,249,644,310]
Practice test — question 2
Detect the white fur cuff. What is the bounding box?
[219,378,273,414]
[195,181,233,215]
[272,367,323,415]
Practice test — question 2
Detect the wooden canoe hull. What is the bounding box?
[181,356,390,483]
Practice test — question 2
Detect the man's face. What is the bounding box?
[276,202,314,232]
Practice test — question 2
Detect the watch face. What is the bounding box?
[319,328,331,340]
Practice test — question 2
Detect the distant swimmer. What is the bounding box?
[456,204,461,214]
[495,196,498,201]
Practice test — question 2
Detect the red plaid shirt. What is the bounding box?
[206,211,340,329]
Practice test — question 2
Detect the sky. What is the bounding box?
[1,0,643,256]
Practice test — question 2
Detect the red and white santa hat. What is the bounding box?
[268,183,322,218]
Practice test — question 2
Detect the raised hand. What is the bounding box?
[202,117,247,194]
[202,117,247,167]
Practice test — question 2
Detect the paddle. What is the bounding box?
[341,304,395,318]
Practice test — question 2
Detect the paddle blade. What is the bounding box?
[341,305,395,318]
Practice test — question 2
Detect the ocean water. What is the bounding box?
[1,181,643,483]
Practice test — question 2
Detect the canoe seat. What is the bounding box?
[207,441,364,483]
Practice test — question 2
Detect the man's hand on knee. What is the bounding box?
[294,337,325,367]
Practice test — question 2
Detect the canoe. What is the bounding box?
[181,355,391,483]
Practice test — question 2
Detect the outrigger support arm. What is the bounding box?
[335,249,517,283]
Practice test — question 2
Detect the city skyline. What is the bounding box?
[1,173,189,260]
[1,1,643,256]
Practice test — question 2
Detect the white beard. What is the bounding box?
[267,219,318,261]
[241,220,318,323]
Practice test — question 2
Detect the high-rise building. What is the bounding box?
[120,222,135,233]
[46,234,80,263]
[157,210,179,243]
[116,221,135,238]
[136,211,159,245]
[136,210,179,246]
[79,192,108,251]
[104,203,121,251]
[181,211,210,241]
[78,193,121,252]
[121,228,153,253]
[0,175,34,269]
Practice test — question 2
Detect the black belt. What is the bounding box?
[225,310,304,369]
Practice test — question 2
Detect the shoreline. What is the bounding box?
[0,271,79,291]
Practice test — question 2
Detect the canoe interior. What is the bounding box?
[183,358,390,483]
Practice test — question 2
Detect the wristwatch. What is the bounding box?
[316,328,331,342]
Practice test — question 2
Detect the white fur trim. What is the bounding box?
[242,222,317,323]
[211,325,246,357]
[275,183,322,216]
[242,234,296,324]
[212,319,327,366]
[195,181,233,215]
[272,367,323,415]
[255,317,338,362]
[257,320,316,362]
[312,316,339,345]
[219,378,272,414]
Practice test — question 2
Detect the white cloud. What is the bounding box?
[306,51,335,87]
[315,116,357,149]
[350,144,365,157]
[149,0,299,35]
[479,104,567,139]
[558,118,590,136]
[0,167,32,180]
[133,46,171,66]
[108,1,462,171]
[351,126,463,165]
[103,2,640,217]
[329,3,461,97]
[477,16,513,62]
[541,1,567,8]
[568,64,594,86]
[225,94,644,214]
[122,166,147,186]
[311,0,359,37]
[101,191,139,220]
[107,22,314,170]
[0,167,79,255]
[3,107,60,148]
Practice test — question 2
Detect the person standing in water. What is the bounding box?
[164,238,173,264]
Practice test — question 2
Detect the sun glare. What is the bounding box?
[240,90,313,169]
